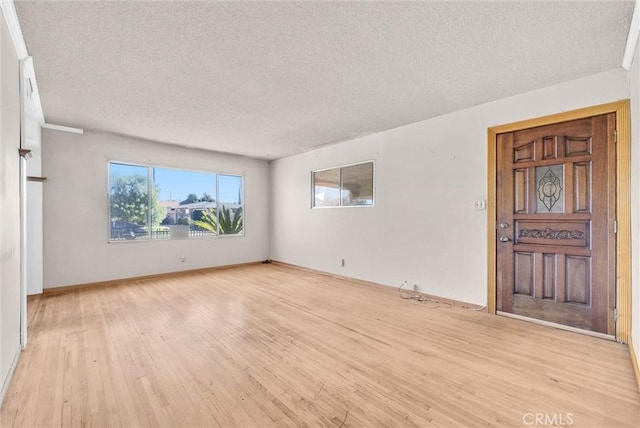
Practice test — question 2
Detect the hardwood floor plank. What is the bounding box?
[1,264,638,427]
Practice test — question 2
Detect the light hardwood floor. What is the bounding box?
[1,263,638,427]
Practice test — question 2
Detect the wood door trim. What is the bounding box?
[487,100,631,343]
[630,339,640,393]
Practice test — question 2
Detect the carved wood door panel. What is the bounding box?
[496,114,616,335]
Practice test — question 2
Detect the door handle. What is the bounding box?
[499,236,511,242]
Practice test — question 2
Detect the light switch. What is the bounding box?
[473,200,486,210]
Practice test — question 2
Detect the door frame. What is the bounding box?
[487,100,631,343]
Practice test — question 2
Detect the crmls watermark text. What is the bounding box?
[522,413,574,426]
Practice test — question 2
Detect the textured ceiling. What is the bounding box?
[15,1,634,159]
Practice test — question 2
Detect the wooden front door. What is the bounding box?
[496,114,616,335]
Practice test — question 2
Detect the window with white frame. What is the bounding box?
[109,162,243,241]
[312,161,374,208]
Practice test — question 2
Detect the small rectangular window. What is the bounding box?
[312,161,374,208]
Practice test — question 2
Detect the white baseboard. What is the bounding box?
[0,344,21,407]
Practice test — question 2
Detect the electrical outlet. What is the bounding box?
[473,199,486,210]
[341,258,345,267]
[179,256,186,262]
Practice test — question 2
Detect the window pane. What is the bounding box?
[218,175,244,235]
[535,165,563,213]
[313,168,341,207]
[153,168,217,238]
[109,163,150,240]
[341,162,373,206]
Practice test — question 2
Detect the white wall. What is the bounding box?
[25,181,42,295]
[0,14,22,401]
[21,59,43,296]
[42,129,270,288]
[270,69,630,306]
[630,39,640,360]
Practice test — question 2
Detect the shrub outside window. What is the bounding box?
[312,161,374,208]
[109,162,244,241]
